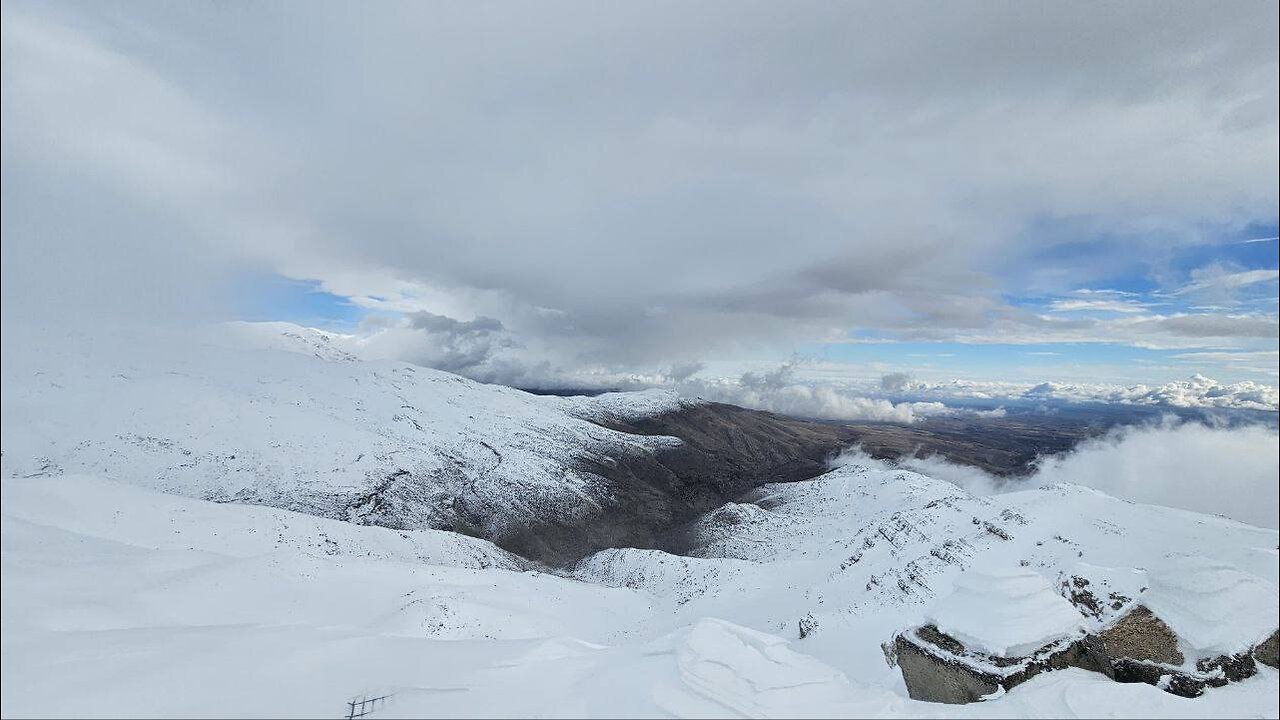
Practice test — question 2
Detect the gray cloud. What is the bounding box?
[2,0,1277,379]
[666,361,705,383]
[408,311,506,335]
[359,312,517,376]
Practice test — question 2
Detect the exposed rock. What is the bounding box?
[798,613,819,639]
[1081,605,1260,698]
[893,625,1099,704]
[1056,565,1143,628]
[1254,630,1279,668]
[1196,652,1257,687]
[1087,605,1184,666]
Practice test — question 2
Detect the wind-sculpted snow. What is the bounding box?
[926,567,1086,658]
[1141,556,1280,658]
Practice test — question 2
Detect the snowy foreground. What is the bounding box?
[2,331,1278,718]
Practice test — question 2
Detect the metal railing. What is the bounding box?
[345,694,391,719]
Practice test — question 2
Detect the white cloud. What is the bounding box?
[1175,268,1280,296]
[1023,374,1279,412]
[836,421,1280,529]
[3,1,1277,379]
[1034,422,1280,529]
[882,373,1278,412]
[1048,299,1150,313]
[675,362,955,423]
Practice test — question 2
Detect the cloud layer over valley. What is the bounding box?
[837,420,1280,529]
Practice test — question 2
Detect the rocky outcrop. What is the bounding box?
[898,602,1277,703]
[1085,605,1184,666]
[1080,605,1261,698]
[892,625,1100,704]
[1057,569,1140,626]
[1255,630,1279,668]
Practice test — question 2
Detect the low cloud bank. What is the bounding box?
[886,374,1278,413]
[837,421,1280,529]
[223,321,1277,422]
[672,363,955,423]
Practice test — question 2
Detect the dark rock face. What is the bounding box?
[1255,630,1279,668]
[1197,652,1257,687]
[893,625,1099,704]
[1058,574,1134,624]
[503,402,858,564]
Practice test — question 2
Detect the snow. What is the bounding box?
[5,463,1279,718]
[1142,556,1280,658]
[3,330,1279,718]
[556,388,695,423]
[3,474,527,569]
[217,320,362,362]
[927,566,1086,657]
[0,335,681,548]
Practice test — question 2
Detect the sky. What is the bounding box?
[2,0,1277,416]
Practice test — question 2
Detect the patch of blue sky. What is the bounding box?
[227,272,368,331]
[1165,224,1279,277]
[999,215,1279,299]
[802,339,1269,385]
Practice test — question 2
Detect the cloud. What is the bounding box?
[681,377,952,423]
[666,360,706,383]
[1175,268,1280,296]
[3,1,1277,378]
[1047,299,1150,313]
[891,373,1279,412]
[835,421,1280,529]
[408,311,505,335]
[880,372,913,392]
[1034,422,1280,529]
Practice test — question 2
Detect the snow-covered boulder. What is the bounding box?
[893,624,1098,705]
[1142,556,1279,661]
[893,567,1095,703]
[1081,557,1279,697]
[929,567,1088,658]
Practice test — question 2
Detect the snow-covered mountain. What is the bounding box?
[2,325,1277,717]
[1,330,698,563]
[2,324,860,563]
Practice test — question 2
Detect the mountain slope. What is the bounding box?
[1,328,856,563]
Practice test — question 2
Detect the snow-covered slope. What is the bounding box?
[3,474,526,570]
[3,472,1276,718]
[575,460,1279,696]
[1,334,683,561]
